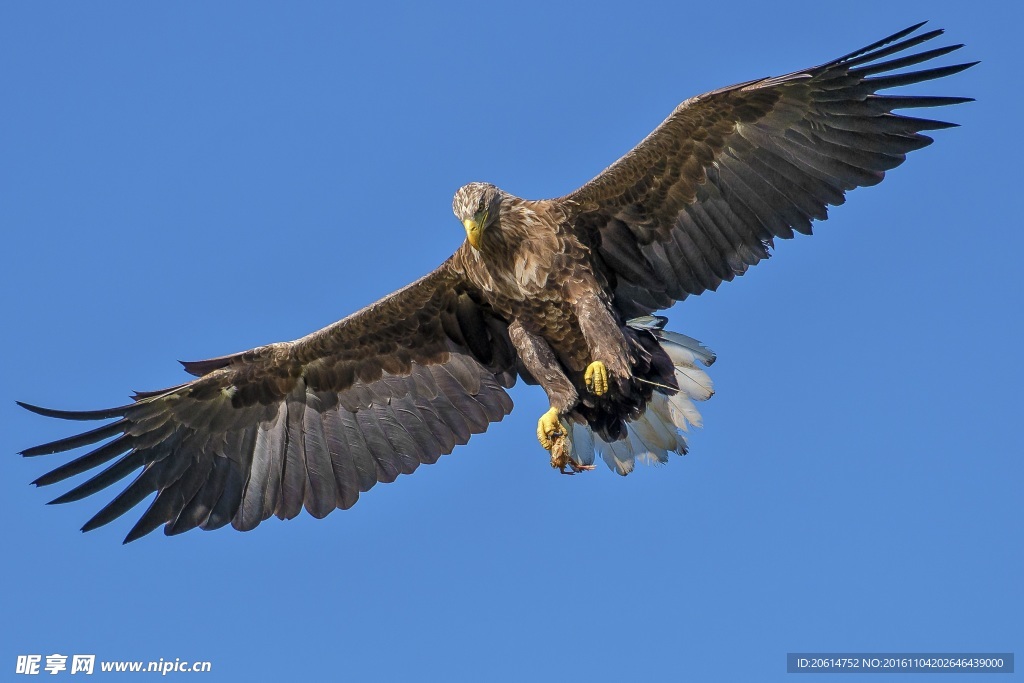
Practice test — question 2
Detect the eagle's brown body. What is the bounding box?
[18,24,974,542]
[452,193,669,442]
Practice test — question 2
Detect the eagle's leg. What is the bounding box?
[575,293,632,396]
[508,321,579,455]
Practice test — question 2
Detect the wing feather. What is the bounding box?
[563,24,974,314]
[279,395,308,521]
[168,453,231,535]
[21,260,517,541]
[301,396,338,519]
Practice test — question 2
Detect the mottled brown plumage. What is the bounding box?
[19,24,974,541]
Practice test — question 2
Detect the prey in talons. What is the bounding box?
[549,433,596,475]
[537,407,596,474]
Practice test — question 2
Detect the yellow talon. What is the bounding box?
[585,360,609,396]
[536,407,563,451]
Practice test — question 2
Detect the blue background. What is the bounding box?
[2,2,1019,681]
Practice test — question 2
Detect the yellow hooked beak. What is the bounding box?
[463,216,483,250]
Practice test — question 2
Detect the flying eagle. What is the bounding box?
[19,24,974,542]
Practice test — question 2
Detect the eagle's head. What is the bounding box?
[453,182,503,250]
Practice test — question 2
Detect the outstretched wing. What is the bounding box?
[20,258,517,542]
[562,23,975,317]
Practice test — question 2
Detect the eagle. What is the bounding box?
[19,23,974,542]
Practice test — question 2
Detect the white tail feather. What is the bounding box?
[628,420,669,465]
[657,330,716,367]
[597,437,636,476]
[674,365,714,401]
[667,392,703,430]
[570,423,596,466]
[566,327,715,474]
[634,408,676,451]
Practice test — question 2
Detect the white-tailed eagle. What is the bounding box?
[19,24,974,542]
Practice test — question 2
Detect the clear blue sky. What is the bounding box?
[2,2,1020,681]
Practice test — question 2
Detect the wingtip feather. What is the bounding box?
[835,21,931,64]
[17,400,130,421]
[123,523,153,544]
[49,490,85,506]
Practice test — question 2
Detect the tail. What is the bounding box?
[568,316,716,475]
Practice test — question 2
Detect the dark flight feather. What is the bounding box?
[566,24,972,315]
